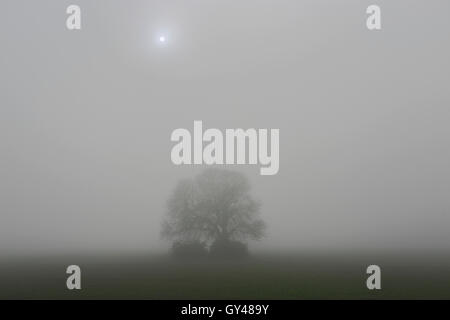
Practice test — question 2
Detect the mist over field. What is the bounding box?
[0,0,449,299]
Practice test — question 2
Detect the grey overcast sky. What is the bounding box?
[1,0,449,255]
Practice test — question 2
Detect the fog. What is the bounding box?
[1,0,449,256]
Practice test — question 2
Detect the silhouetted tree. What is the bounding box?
[162,169,265,254]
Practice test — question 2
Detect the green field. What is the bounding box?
[1,251,449,299]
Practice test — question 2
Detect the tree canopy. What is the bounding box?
[162,168,266,245]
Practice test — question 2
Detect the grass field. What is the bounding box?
[1,251,450,299]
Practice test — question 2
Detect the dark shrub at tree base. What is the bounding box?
[209,239,249,259]
[171,241,208,259]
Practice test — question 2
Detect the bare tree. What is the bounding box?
[162,168,266,247]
